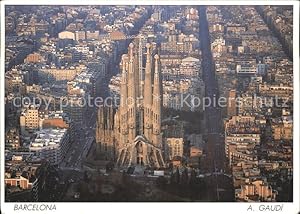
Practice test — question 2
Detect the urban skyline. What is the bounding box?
[3,4,294,204]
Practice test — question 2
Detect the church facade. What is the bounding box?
[96,43,165,168]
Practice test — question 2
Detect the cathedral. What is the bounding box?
[96,42,165,169]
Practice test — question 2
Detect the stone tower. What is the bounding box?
[115,43,164,168]
[95,105,115,161]
[96,42,165,168]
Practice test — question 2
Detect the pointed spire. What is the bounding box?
[129,43,134,63]
[146,43,151,65]
[127,42,136,135]
[152,54,161,145]
[121,54,128,83]
[120,55,128,109]
[144,43,152,105]
[122,54,127,74]
[154,54,160,84]
[154,54,159,74]
[153,54,161,105]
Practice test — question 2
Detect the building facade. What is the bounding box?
[20,104,40,135]
[96,43,165,168]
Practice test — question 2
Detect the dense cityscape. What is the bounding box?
[4,5,293,202]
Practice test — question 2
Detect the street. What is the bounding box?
[60,108,96,170]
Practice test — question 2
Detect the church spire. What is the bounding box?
[143,43,153,139]
[120,54,129,136]
[120,54,128,108]
[127,43,137,140]
[144,43,153,106]
[152,54,161,145]
[153,54,161,99]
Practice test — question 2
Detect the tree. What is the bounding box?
[181,168,188,185]
[170,171,175,185]
[190,169,197,186]
[83,171,89,182]
[169,162,173,171]
[175,167,180,184]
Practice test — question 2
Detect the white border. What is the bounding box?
[0,1,299,214]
